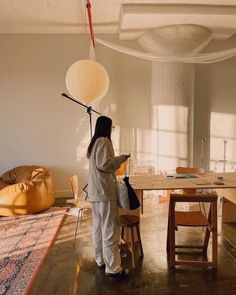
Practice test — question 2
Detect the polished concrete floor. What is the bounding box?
[30,194,236,295]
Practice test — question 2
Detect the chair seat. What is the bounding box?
[120,214,139,227]
[175,211,209,227]
[73,200,91,210]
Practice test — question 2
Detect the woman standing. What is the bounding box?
[87,116,130,278]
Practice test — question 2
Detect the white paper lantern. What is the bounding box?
[66,59,109,103]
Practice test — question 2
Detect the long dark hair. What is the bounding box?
[87,116,112,158]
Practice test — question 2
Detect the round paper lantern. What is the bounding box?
[66,59,109,103]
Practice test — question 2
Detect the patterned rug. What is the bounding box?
[0,207,68,295]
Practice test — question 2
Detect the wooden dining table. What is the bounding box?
[126,172,236,268]
[129,172,236,215]
[130,172,236,192]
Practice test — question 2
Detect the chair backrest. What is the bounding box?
[176,166,205,174]
[176,166,205,194]
[69,175,79,200]
[170,193,218,204]
[170,192,218,223]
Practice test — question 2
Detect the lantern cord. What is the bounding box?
[86,0,95,48]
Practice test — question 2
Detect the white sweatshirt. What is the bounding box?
[88,137,127,202]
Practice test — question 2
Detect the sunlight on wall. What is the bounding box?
[111,105,188,174]
[75,104,189,176]
[210,112,236,172]
[157,105,188,172]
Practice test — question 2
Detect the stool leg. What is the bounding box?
[136,224,144,258]
[140,191,144,214]
[130,227,136,269]
[121,226,125,244]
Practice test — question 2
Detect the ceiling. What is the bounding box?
[1,0,236,40]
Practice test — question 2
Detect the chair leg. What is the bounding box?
[169,201,176,268]
[203,206,212,252]
[203,228,210,253]
[73,209,82,245]
[212,202,218,268]
[166,201,171,253]
[136,224,144,258]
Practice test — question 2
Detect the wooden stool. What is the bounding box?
[120,214,144,268]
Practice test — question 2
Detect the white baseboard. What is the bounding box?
[55,190,72,198]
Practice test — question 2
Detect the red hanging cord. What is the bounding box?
[86,0,95,48]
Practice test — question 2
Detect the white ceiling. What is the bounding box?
[1,0,236,40]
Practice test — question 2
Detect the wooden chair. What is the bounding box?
[167,193,218,268]
[120,214,144,269]
[69,175,91,245]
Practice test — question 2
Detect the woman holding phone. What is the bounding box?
[87,116,130,278]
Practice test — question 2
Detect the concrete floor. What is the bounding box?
[30,195,236,295]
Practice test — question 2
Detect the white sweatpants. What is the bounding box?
[91,201,121,274]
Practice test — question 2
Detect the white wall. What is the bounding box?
[0,34,150,197]
[194,35,236,171]
[2,33,236,198]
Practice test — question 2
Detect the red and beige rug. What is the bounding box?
[0,207,67,295]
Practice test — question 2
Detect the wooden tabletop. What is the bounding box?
[129,172,236,191]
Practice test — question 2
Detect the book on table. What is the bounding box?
[166,174,198,179]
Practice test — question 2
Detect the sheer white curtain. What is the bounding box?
[151,62,192,173]
[111,62,193,175]
[96,37,236,64]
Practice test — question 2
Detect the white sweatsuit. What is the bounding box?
[88,137,127,274]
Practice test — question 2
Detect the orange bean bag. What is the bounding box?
[0,165,55,216]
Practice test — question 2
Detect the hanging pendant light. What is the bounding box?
[66,59,109,103]
[65,0,109,103]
